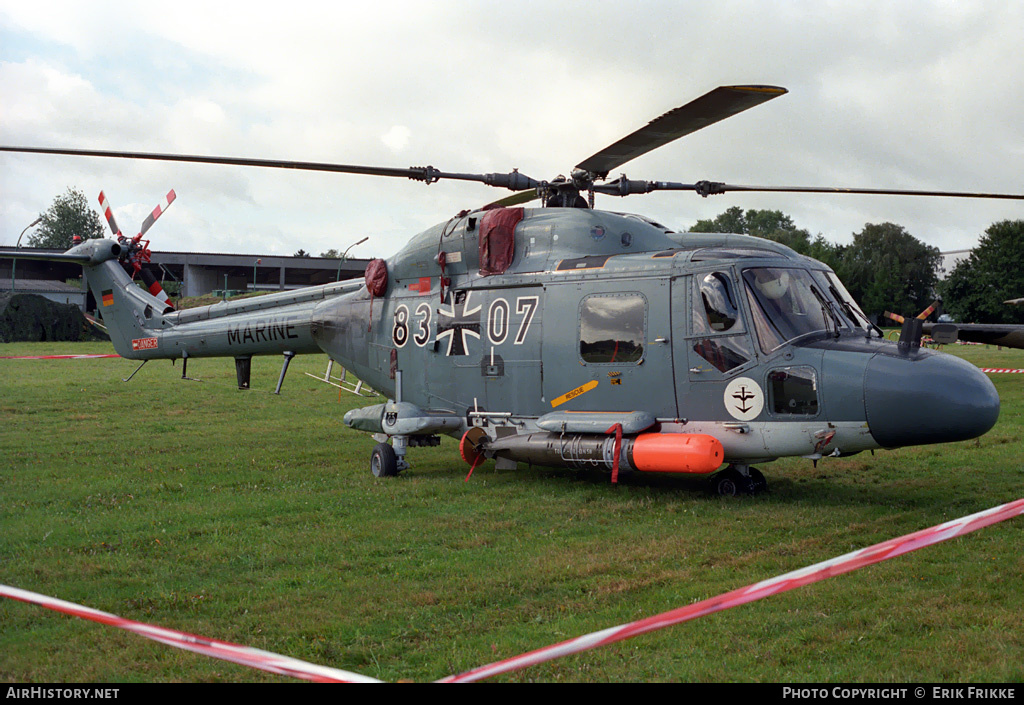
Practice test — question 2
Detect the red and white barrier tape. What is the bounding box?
[0,585,381,683]
[0,354,120,360]
[4,499,1022,683]
[439,498,1024,682]
[980,368,1024,374]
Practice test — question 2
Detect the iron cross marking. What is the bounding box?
[437,290,481,356]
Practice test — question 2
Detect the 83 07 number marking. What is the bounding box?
[393,294,539,353]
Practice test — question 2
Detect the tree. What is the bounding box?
[26,187,106,249]
[691,206,747,236]
[690,207,815,254]
[293,249,312,258]
[689,206,847,272]
[840,223,941,321]
[320,248,341,258]
[806,235,848,277]
[938,220,1024,324]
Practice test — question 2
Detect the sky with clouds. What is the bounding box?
[2,0,1022,260]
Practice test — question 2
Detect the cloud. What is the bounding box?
[2,1,1022,257]
[381,126,411,153]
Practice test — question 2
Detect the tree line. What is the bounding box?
[690,207,1024,325]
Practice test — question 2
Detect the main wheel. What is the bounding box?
[370,442,400,477]
[747,467,768,494]
[712,466,745,496]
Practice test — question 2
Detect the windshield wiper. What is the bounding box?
[810,285,842,339]
[828,283,884,338]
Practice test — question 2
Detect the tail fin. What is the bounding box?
[5,237,171,358]
[85,262,175,358]
[61,238,175,359]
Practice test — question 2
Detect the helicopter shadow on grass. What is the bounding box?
[431,453,1005,521]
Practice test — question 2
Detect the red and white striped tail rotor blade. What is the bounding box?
[139,189,176,236]
[97,190,123,237]
[138,266,175,310]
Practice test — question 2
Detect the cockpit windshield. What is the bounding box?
[742,267,850,353]
[816,270,873,334]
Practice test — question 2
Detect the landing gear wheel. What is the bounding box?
[712,466,745,497]
[370,442,400,477]
[747,467,768,494]
[711,465,767,496]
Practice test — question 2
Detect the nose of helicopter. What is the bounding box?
[864,350,1000,448]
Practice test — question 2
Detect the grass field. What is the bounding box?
[1,341,1022,683]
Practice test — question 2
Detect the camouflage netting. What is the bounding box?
[0,293,109,342]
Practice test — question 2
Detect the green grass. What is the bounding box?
[1,341,1022,683]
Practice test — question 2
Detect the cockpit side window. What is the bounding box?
[692,336,754,373]
[689,270,754,373]
[694,271,741,335]
[768,366,819,416]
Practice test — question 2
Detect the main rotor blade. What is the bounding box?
[0,247,91,263]
[592,177,1024,201]
[695,182,1024,200]
[0,146,540,191]
[484,189,541,209]
[575,85,787,177]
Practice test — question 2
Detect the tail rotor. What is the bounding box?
[98,190,124,238]
[884,300,941,349]
[97,189,177,311]
[139,189,176,236]
[883,300,940,326]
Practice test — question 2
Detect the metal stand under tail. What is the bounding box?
[274,351,296,395]
[121,359,148,382]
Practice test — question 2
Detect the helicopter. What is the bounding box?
[3,84,1019,495]
[885,302,1024,350]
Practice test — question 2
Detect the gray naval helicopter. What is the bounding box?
[4,85,1018,494]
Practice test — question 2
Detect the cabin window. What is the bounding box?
[768,366,819,416]
[579,293,645,363]
[694,271,741,334]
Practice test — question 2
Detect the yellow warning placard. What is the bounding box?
[551,380,598,408]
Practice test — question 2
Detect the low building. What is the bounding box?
[938,249,971,278]
[0,277,87,309]
[0,247,369,310]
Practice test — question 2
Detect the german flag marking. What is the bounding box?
[101,289,114,307]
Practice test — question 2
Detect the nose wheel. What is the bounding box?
[370,441,402,477]
[711,465,767,496]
